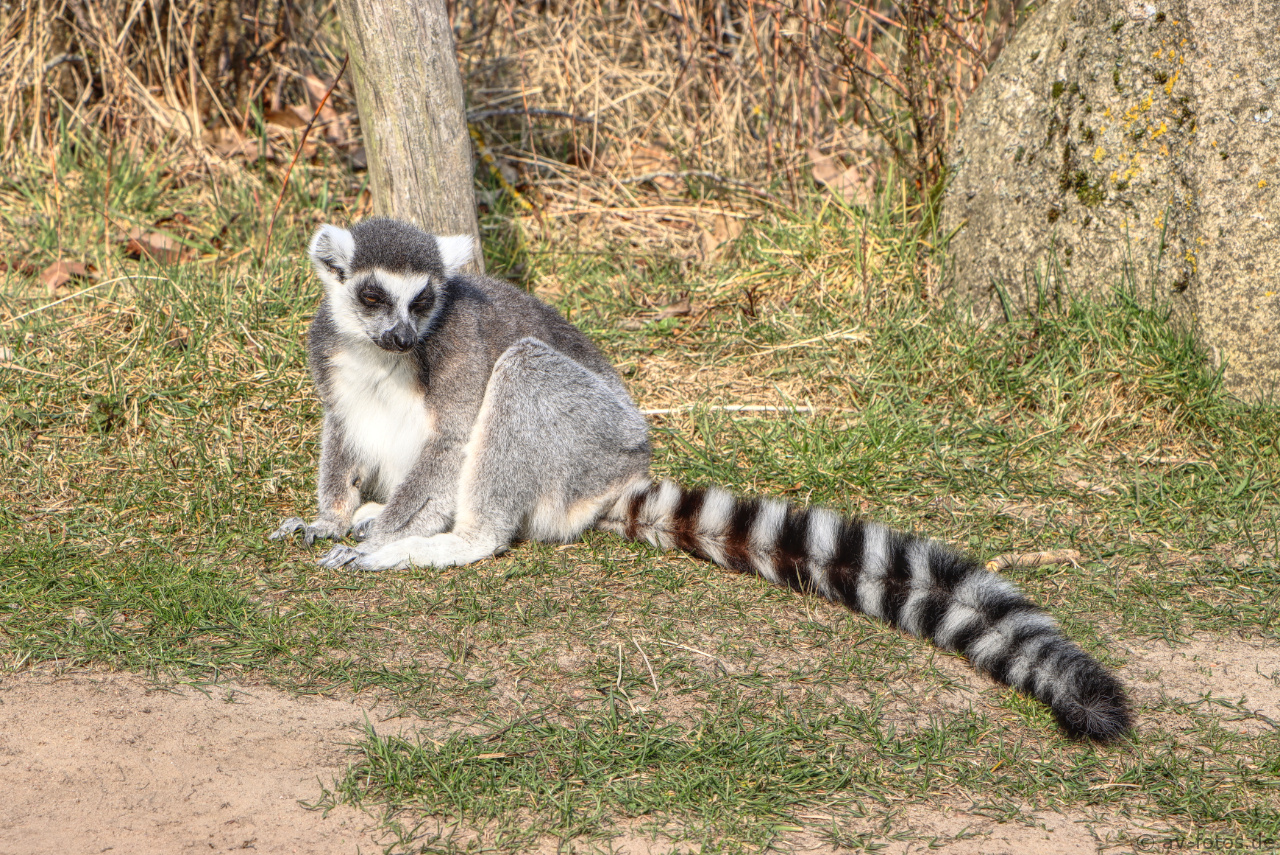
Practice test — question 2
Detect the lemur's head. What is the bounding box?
[309,218,474,353]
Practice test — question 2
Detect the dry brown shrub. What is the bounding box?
[1,0,1027,246]
[0,0,353,168]
[456,0,1018,191]
[454,0,1027,257]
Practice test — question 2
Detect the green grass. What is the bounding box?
[1,131,1279,853]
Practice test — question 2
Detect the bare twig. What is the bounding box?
[654,639,733,674]
[985,549,1084,573]
[1,275,163,326]
[621,169,784,204]
[42,53,85,73]
[466,107,594,124]
[642,404,826,416]
[264,53,348,261]
[749,329,871,356]
[632,638,658,694]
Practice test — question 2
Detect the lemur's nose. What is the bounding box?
[380,324,416,352]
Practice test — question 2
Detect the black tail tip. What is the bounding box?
[1053,667,1133,742]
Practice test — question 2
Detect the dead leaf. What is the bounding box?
[619,297,708,330]
[985,549,1083,572]
[40,260,93,296]
[0,258,37,276]
[204,126,258,159]
[302,76,342,126]
[262,104,331,158]
[123,228,194,265]
[654,298,692,319]
[263,106,309,130]
[699,213,744,261]
[166,324,192,349]
[302,75,352,147]
[1073,478,1121,497]
[809,147,875,207]
[809,146,841,185]
[608,143,680,191]
[153,211,194,230]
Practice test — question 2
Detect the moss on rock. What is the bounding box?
[941,0,1280,400]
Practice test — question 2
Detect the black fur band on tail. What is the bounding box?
[599,479,1131,742]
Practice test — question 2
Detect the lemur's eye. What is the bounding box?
[409,287,434,314]
[358,286,382,307]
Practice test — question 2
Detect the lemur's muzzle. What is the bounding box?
[379,323,417,352]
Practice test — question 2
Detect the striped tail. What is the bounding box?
[597,479,1131,742]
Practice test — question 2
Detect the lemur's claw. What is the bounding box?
[351,518,377,541]
[318,544,365,569]
[272,517,350,547]
[270,518,307,541]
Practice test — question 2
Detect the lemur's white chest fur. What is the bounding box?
[327,344,434,499]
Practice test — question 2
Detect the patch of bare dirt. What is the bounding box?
[1122,636,1280,734]
[6,634,1272,853]
[381,807,1120,855]
[886,809,1100,854]
[783,806,1119,854]
[0,669,405,855]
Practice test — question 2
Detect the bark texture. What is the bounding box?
[942,0,1280,400]
[336,0,483,272]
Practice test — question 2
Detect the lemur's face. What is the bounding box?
[307,222,473,353]
[343,269,438,353]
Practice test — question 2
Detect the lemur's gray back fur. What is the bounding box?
[273,217,1131,742]
[307,218,627,407]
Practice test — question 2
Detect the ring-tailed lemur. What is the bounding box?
[271,217,1131,742]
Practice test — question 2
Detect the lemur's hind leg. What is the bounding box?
[330,338,651,571]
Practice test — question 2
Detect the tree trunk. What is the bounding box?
[336,0,483,273]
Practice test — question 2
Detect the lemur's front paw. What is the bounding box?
[270,518,308,541]
[351,518,376,541]
[317,543,370,569]
[270,517,348,546]
[350,502,385,541]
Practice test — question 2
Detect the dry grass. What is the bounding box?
[1,0,1028,267]
[0,0,355,191]
[459,0,1024,256]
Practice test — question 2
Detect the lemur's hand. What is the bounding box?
[269,516,349,546]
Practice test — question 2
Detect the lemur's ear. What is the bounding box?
[309,224,356,282]
[435,234,474,276]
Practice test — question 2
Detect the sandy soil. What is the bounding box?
[2,634,1276,854]
[796,807,1114,855]
[891,810,1104,855]
[0,671,396,855]
[1123,635,1280,734]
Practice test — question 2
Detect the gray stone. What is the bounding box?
[942,0,1280,400]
